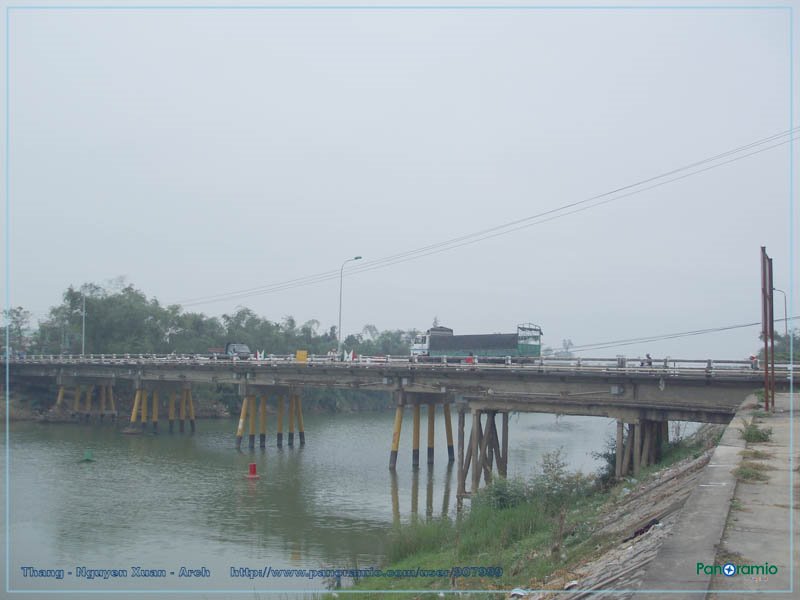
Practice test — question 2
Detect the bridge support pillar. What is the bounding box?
[72,385,82,417]
[107,386,116,421]
[83,385,94,422]
[633,421,642,476]
[235,394,249,450]
[99,386,106,421]
[259,395,267,448]
[412,403,421,469]
[296,395,305,446]
[55,385,65,408]
[140,390,148,430]
[168,391,176,433]
[129,389,141,426]
[277,395,284,447]
[427,402,435,465]
[288,394,296,446]
[615,420,624,479]
[151,390,159,433]
[188,388,196,433]
[179,389,187,433]
[389,390,405,470]
[248,394,256,449]
[443,402,455,463]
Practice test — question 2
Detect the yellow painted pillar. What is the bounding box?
[443,402,455,463]
[99,385,106,419]
[259,395,267,448]
[84,385,94,420]
[389,405,404,470]
[55,385,65,407]
[412,403,421,468]
[73,385,82,414]
[235,395,248,450]
[277,395,284,447]
[129,389,141,424]
[188,389,196,433]
[288,394,296,446]
[179,389,187,433]
[168,391,176,433]
[151,390,159,433]
[248,395,256,449]
[107,386,116,416]
[140,390,148,430]
[427,402,435,465]
[296,395,305,446]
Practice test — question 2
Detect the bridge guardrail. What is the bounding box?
[2,353,792,381]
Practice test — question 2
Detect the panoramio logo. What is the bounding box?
[696,562,778,577]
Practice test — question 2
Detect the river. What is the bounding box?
[2,406,619,597]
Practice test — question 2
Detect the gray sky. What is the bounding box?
[2,1,796,359]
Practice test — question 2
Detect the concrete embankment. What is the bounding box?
[523,392,797,599]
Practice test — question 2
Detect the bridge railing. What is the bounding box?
[2,353,792,380]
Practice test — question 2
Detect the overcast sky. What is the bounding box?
[2,1,797,359]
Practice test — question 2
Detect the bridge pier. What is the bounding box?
[456,408,509,500]
[296,394,305,446]
[169,391,176,433]
[151,390,159,433]
[259,395,267,448]
[248,394,257,449]
[412,403,421,468]
[277,394,284,447]
[615,417,670,478]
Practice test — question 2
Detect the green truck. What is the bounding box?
[410,323,543,359]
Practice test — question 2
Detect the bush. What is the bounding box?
[473,477,530,510]
[739,418,773,443]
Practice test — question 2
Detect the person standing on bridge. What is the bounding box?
[646,353,653,367]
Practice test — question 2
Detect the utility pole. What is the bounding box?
[81,294,86,356]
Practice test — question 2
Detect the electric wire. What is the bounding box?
[177,127,799,308]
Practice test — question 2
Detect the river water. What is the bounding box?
[2,406,618,597]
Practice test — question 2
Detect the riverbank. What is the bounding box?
[344,421,725,599]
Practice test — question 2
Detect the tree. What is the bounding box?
[3,306,31,352]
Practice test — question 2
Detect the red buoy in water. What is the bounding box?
[246,463,259,479]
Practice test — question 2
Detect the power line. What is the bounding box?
[177,127,799,308]
[567,316,798,354]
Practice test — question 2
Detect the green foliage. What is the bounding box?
[25,280,416,358]
[734,462,770,482]
[472,477,530,510]
[2,306,31,352]
[739,418,773,443]
[757,329,799,363]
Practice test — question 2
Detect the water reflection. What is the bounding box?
[391,462,456,524]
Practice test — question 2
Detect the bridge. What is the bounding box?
[4,353,781,499]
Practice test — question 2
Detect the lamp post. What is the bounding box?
[338,255,362,357]
[81,294,86,356]
[773,287,788,338]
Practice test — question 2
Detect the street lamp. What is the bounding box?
[81,294,86,356]
[773,287,788,338]
[338,255,362,357]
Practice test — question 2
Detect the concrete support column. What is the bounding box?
[140,390,148,430]
[426,402,435,465]
[151,390,159,433]
[168,391,176,433]
[470,409,481,493]
[443,402,455,463]
[248,395,256,449]
[235,394,248,450]
[179,389,187,433]
[633,421,642,476]
[296,395,305,446]
[615,420,624,479]
[276,395,284,447]
[288,394,296,446]
[259,395,267,449]
[389,395,404,470]
[456,409,466,499]
[412,403,421,468]
[129,389,141,425]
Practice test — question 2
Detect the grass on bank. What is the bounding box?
[344,433,716,599]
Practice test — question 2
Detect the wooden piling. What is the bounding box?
[443,402,455,463]
[426,402,435,465]
[470,409,481,493]
[259,395,267,448]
